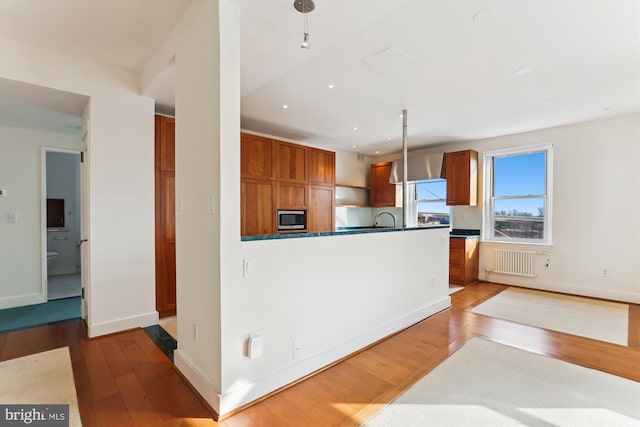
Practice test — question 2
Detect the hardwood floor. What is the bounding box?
[1,282,638,426]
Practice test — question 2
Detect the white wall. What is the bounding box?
[375,114,640,303]
[46,151,81,276]
[223,228,450,414]
[0,125,80,309]
[0,38,157,335]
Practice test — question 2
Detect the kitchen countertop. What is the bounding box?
[449,228,480,239]
[241,225,449,242]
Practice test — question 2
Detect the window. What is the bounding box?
[416,179,450,225]
[483,144,552,243]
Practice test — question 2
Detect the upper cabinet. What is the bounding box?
[308,148,335,186]
[240,133,335,236]
[275,141,307,183]
[156,115,175,172]
[370,161,396,207]
[241,133,274,180]
[444,149,478,206]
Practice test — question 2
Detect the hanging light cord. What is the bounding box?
[302,0,310,49]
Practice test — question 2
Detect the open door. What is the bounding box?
[80,118,89,321]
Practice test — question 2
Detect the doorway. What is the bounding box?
[41,148,83,323]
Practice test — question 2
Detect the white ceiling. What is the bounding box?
[1,0,638,155]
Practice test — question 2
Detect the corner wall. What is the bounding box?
[0,38,158,335]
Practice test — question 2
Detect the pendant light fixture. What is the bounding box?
[294,0,315,49]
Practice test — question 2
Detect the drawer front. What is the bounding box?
[449,265,465,282]
[450,238,465,249]
[449,249,465,265]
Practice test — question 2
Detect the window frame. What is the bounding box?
[482,143,553,244]
[414,178,450,226]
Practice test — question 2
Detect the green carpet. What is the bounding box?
[0,297,80,333]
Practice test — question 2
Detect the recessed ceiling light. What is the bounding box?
[473,9,497,23]
[353,127,358,131]
[282,104,288,109]
[515,67,532,76]
[603,107,610,111]
[375,151,380,154]
[352,145,357,149]
[387,138,392,141]
[328,83,334,89]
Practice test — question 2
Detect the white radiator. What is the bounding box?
[494,249,537,277]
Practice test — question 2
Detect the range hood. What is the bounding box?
[389,153,444,183]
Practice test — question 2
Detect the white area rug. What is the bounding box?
[0,347,82,426]
[364,338,640,427]
[470,287,629,346]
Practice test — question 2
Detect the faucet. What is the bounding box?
[373,211,396,229]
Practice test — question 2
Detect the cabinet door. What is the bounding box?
[308,185,334,232]
[309,148,335,186]
[155,116,175,172]
[241,179,275,236]
[445,150,477,206]
[155,115,176,317]
[275,141,307,183]
[276,182,307,210]
[156,172,176,315]
[370,162,396,207]
[241,133,274,180]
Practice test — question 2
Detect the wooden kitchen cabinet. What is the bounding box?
[276,182,307,210]
[449,237,479,286]
[370,161,396,207]
[155,115,176,317]
[444,149,478,206]
[241,133,274,180]
[240,133,335,236]
[241,179,275,236]
[308,185,334,232]
[275,141,307,183]
[308,148,335,186]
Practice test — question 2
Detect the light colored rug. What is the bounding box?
[470,287,629,346]
[364,338,640,427]
[0,347,82,426]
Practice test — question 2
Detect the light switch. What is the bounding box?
[7,213,17,224]
[243,258,256,277]
[0,188,6,197]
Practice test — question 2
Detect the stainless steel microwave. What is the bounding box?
[277,209,307,231]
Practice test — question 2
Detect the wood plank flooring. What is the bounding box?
[1,282,638,426]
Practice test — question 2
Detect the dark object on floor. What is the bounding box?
[143,324,177,362]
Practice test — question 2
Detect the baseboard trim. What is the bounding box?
[0,292,46,310]
[87,311,159,338]
[174,350,221,415]
[217,296,451,416]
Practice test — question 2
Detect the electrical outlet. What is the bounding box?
[292,341,303,359]
[601,268,610,277]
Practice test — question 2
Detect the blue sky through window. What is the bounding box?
[494,152,545,216]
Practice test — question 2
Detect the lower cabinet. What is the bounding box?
[241,179,274,236]
[307,185,334,232]
[449,237,479,285]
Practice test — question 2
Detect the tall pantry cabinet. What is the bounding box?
[155,115,176,318]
